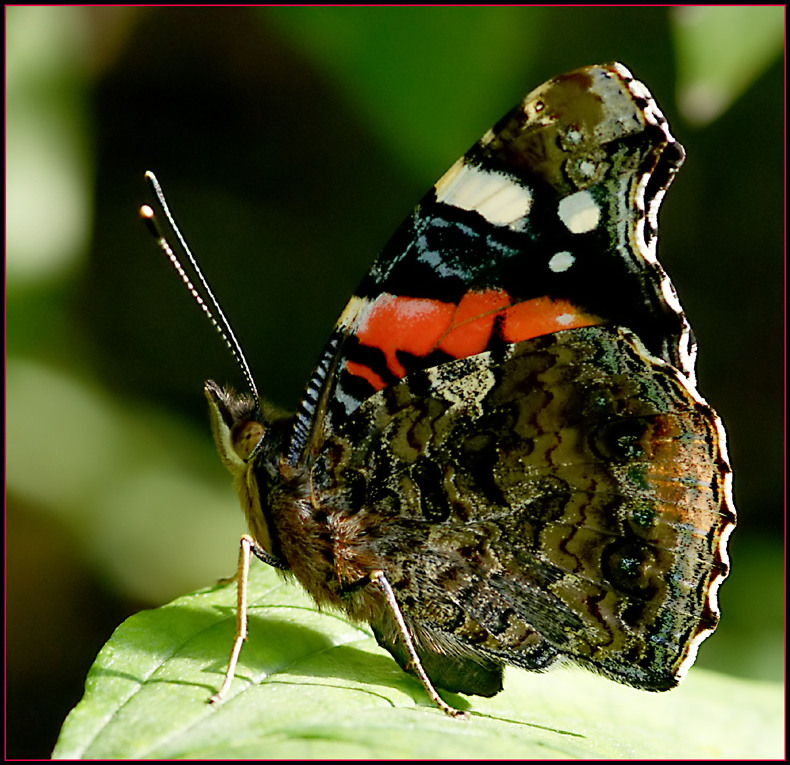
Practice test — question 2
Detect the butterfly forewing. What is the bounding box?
[288,63,695,461]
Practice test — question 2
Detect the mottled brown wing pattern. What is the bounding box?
[313,325,731,694]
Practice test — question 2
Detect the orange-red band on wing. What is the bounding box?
[438,289,513,358]
[352,294,456,379]
[501,296,602,342]
[344,360,387,392]
[347,290,602,390]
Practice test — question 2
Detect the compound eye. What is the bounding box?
[232,420,264,460]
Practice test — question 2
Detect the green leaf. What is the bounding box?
[54,565,782,759]
[671,6,783,124]
[266,7,544,179]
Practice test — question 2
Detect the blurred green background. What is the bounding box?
[6,7,783,758]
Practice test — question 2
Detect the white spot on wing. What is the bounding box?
[435,160,532,228]
[577,159,598,178]
[548,251,575,273]
[558,190,601,233]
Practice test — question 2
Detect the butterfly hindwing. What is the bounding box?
[314,325,729,692]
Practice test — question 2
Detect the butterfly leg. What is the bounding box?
[209,533,284,704]
[370,569,467,718]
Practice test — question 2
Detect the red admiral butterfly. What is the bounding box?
[144,62,735,717]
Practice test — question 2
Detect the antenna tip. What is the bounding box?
[140,204,164,239]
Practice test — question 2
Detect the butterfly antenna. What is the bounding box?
[140,171,260,409]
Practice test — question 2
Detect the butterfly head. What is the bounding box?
[205,380,265,470]
[205,379,283,559]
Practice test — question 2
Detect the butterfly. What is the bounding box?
[144,62,735,717]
